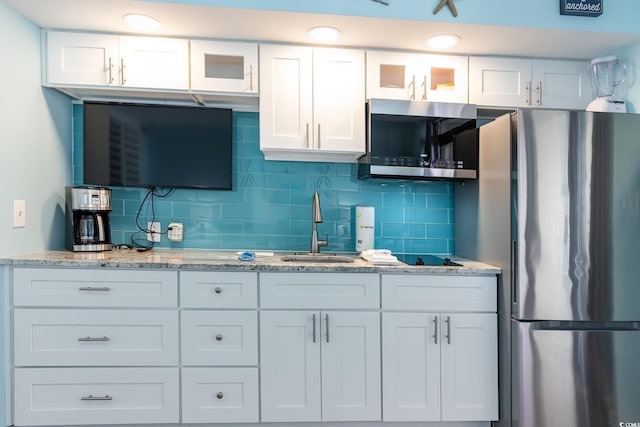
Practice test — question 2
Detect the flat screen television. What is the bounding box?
[83,101,233,190]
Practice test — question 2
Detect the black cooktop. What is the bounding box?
[396,254,462,267]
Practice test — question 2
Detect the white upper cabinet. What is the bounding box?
[469,56,592,109]
[259,44,366,162]
[190,40,258,94]
[45,31,189,90]
[366,51,468,103]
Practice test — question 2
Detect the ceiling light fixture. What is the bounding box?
[123,13,161,31]
[426,34,461,49]
[307,26,341,43]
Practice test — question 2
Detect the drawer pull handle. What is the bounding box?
[216,392,224,399]
[215,334,223,341]
[312,313,317,343]
[433,316,438,344]
[214,287,223,294]
[81,394,112,401]
[79,286,111,292]
[78,336,110,342]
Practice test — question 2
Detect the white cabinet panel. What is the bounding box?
[190,40,258,94]
[381,274,496,312]
[46,32,119,86]
[259,45,365,162]
[14,367,179,426]
[260,311,321,422]
[180,271,257,309]
[260,310,381,422]
[320,311,381,421]
[469,56,591,109]
[13,267,178,307]
[181,311,258,366]
[182,367,259,423]
[14,309,179,366]
[366,51,468,103]
[440,313,499,421]
[382,312,441,421]
[260,272,379,309]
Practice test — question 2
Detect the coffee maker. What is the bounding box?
[586,56,627,113]
[65,186,113,252]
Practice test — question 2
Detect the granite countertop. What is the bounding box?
[0,249,500,275]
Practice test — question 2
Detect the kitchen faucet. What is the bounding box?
[310,192,329,253]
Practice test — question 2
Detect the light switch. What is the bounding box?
[13,200,26,228]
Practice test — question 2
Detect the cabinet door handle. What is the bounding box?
[216,392,224,399]
[410,75,416,100]
[317,124,321,150]
[422,75,427,100]
[78,336,110,342]
[525,81,531,105]
[536,81,542,105]
[81,394,112,401]
[325,314,330,343]
[444,316,451,344]
[121,58,126,85]
[249,65,254,91]
[215,334,223,341]
[79,286,111,292]
[306,123,311,149]
[214,287,223,294]
[108,57,114,84]
[432,316,438,344]
[312,313,317,343]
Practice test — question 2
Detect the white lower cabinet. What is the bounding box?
[260,310,381,422]
[382,312,498,421]
[381,275,498,423]
[9,266,497,427]
[14,367,179,426]
[181,367,259,423]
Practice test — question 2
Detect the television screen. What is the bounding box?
[83,101,233,190]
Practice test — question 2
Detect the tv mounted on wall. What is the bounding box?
[83,101,233,190]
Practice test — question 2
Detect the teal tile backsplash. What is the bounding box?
[73,104,455,254]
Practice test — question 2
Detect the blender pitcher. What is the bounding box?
[589,56,626,97]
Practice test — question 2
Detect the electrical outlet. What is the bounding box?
[168,222,184,242]
[147,221,161,242]
[13,200,26,228]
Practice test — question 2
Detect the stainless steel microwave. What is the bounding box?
[358,99,478,181]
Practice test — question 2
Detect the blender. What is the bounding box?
[586,56,627,113]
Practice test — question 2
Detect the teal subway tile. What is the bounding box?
[448,239,456,254]
[405,208,449,224]
[426,223,454,239]
[427,193,454,209]
[404,239,449,254]
[375,238,403,253]
[245,188,290,204]
[244,220,289,235]
[382,192,416,208]
[202,218,244,234]
[196,189,245,204]
[382,223,426,239]
[376,208,404,223]
[268,204,290,219]
[221,203,268,219]
[266,173,293,189]
[409,182,451,194]
[449,209,456,223]
[172,202,218,219]
[336,163,356,176]
[238,158,266,174]
[289,205,311,221]
[322,207,352,222]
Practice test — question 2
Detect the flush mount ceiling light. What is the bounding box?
[307,26,342,43]
[426,34,461,49]
[123,13,161,31]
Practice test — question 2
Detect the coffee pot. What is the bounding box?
[586,56,627,113]
[65,186,113,252]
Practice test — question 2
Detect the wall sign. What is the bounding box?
[560,0,603,17]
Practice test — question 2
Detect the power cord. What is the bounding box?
[130,187,174,251]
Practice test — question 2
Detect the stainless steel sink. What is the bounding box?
[281,254,355,263]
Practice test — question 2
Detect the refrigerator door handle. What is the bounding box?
[511,239,517,304]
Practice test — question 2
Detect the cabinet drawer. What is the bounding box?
[180,271,258,308]
[260,273,380,309]
[13,268,178,307]
[382,275,496,312]
[14,367,179,426]
[14,309,179,366]
[181,311,258,366]
[182,367,259,423]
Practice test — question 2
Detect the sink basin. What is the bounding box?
[281,254,355,263]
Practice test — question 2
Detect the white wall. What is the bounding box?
[0,0,72,258]
[615,41,640,113]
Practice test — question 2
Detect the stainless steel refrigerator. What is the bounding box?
[455,109,640,427]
